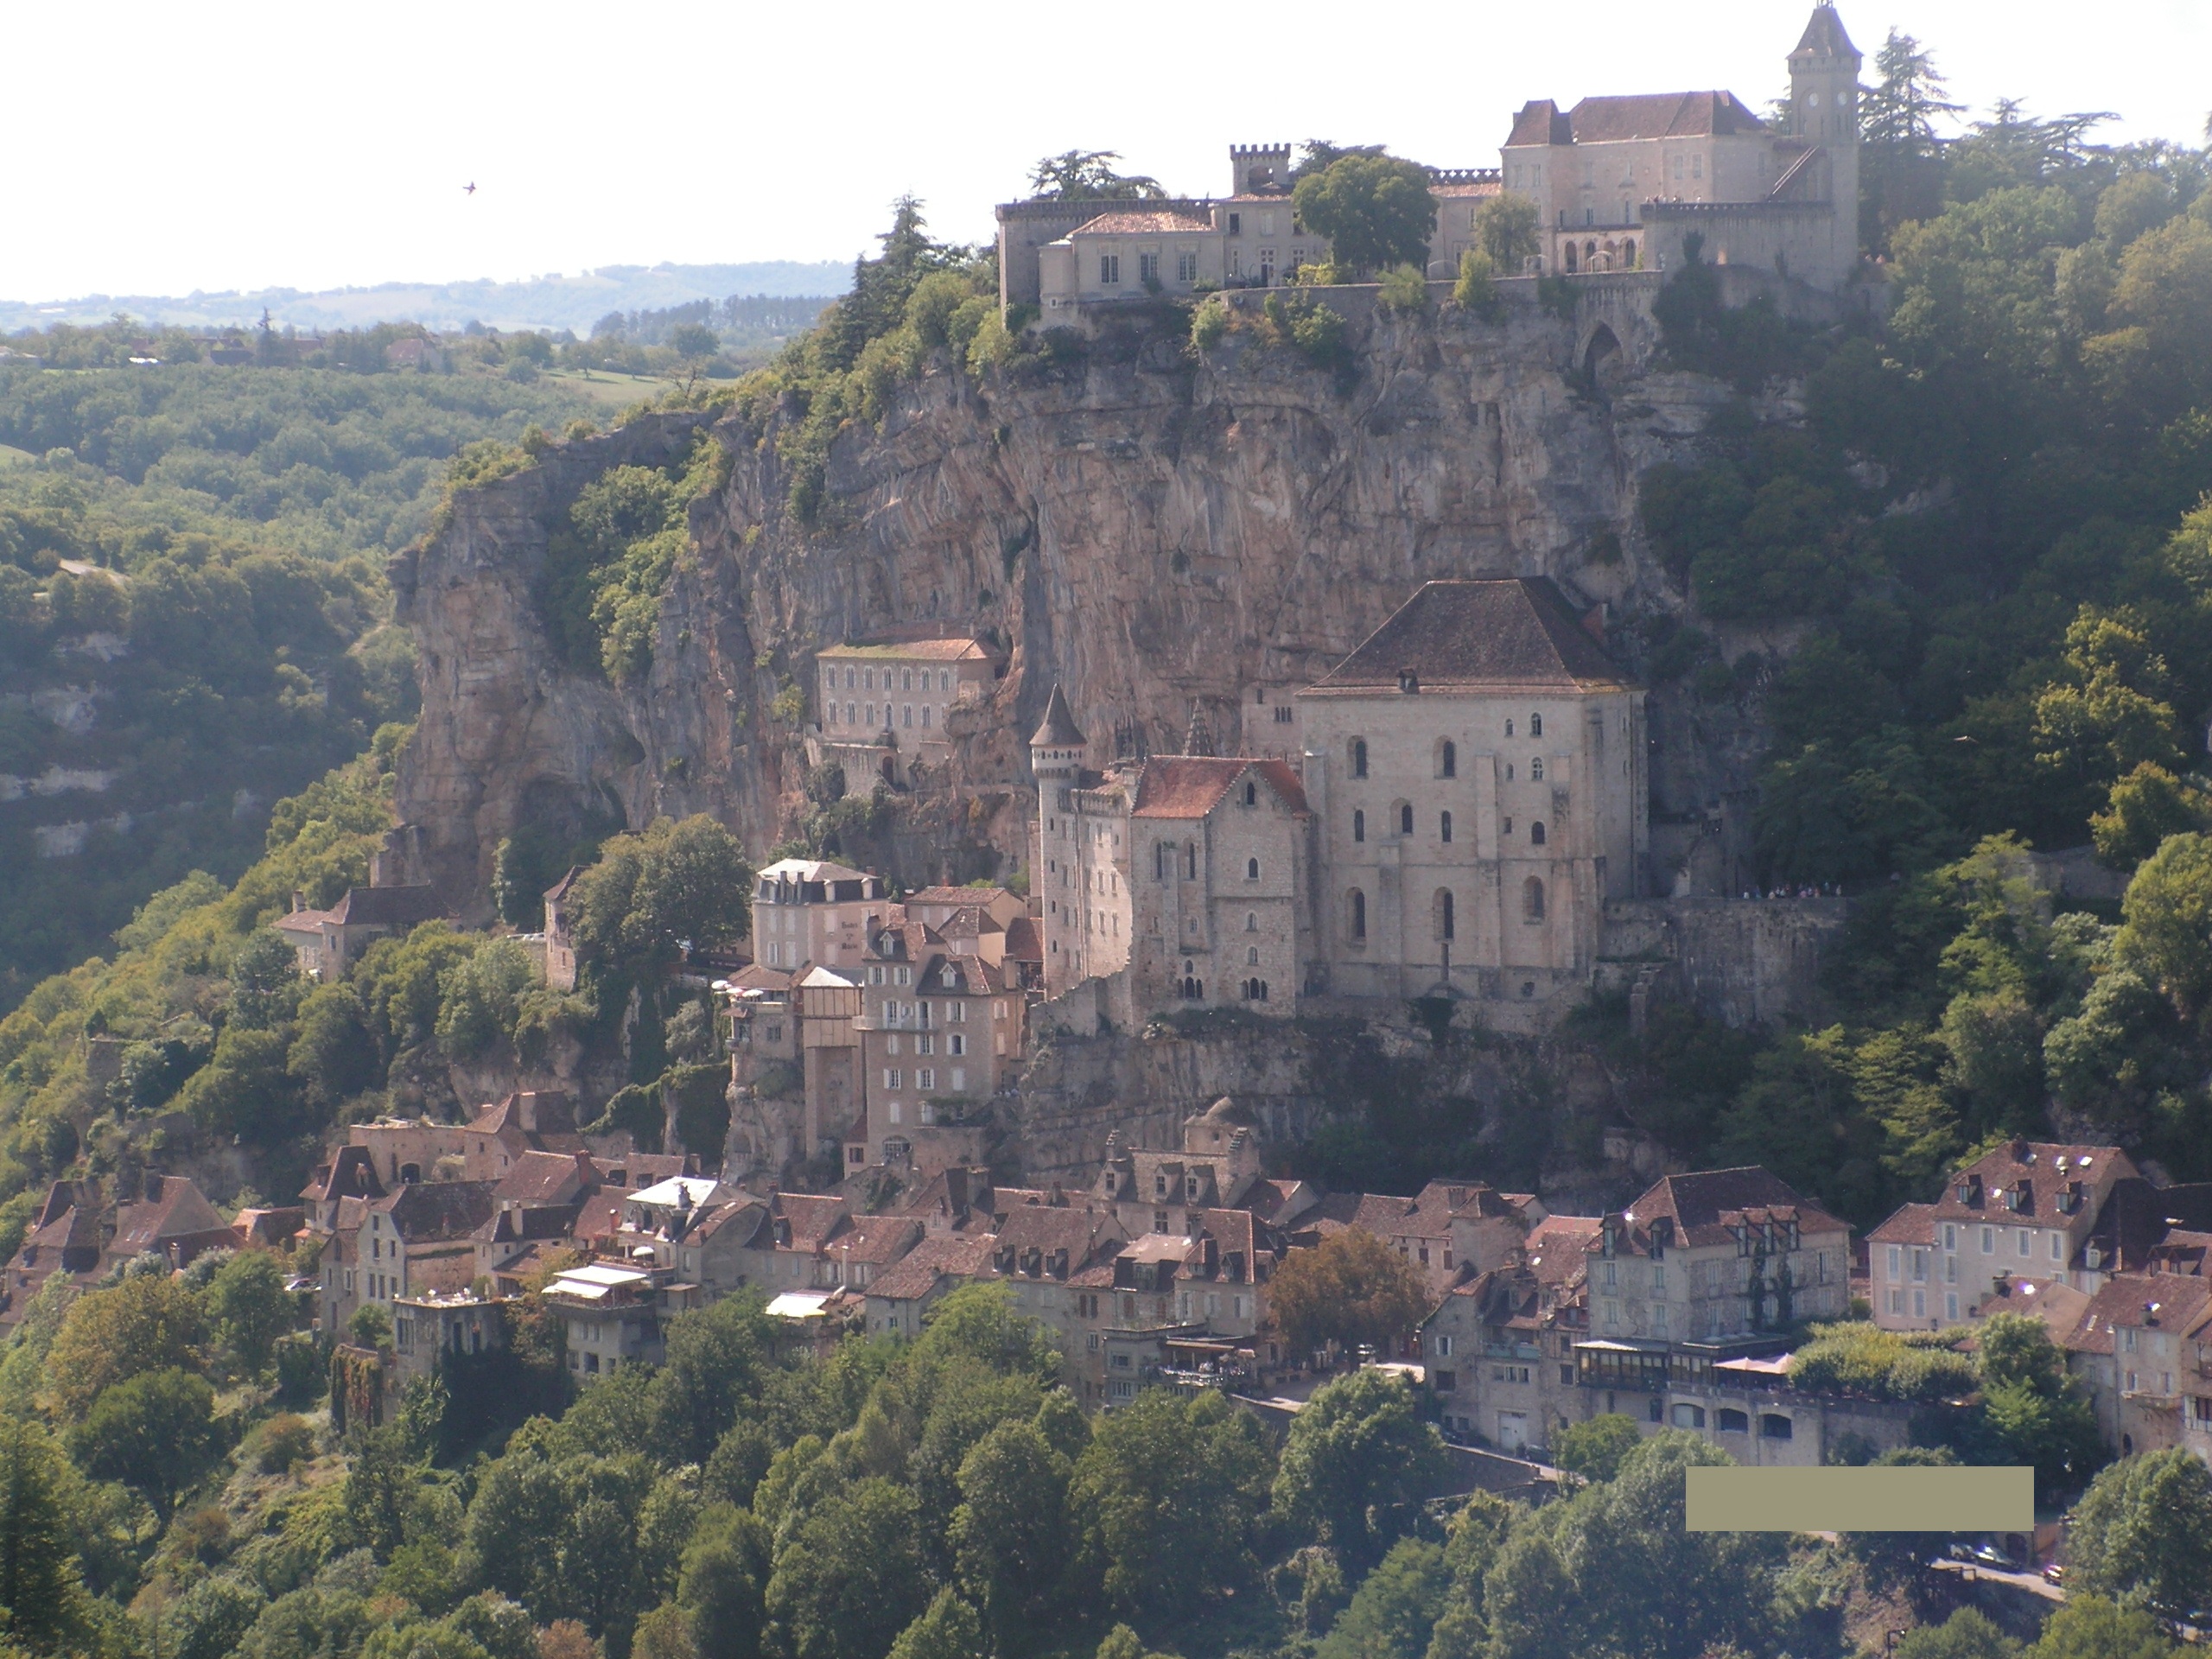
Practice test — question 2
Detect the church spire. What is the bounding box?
[1184,699,1215,757]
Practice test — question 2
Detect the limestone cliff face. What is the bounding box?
[394,283,1777,906]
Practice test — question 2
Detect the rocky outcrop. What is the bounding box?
[392,279,1781,908]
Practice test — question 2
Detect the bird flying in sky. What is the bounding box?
[463,182,477,195]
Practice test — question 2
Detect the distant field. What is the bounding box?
[545,369,679,406]
[0,442,32,467]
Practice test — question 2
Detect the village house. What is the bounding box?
[1093,1099,1269,1236]
[856,917,1027,1171]
[1867,1141,2152,1332]
[318,1179,495,1337]
[0,1179,108,1332]
[1308,1181,1548,1300]
[273,883,446,980]
[103,1173,234,1272]
[1018,145,1505,316]
[2062,1234,2212,1465]
[545,1262,697,1376]
[391,1287,505,1392]
[1423,1211,1602,1452]
[543,866,582,991]
[748,857,893,974]
[862,1232,999,1338]
[811,637,1002,791]
[1032,690,1315,1017]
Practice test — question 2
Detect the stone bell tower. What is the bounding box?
[1789,5,1862,215]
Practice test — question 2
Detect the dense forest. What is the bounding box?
[0,345,613,1007]
[2,22,2212,1659]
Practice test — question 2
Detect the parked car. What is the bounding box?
[1967,1542,2018,1570]
[2042,1563,2066,1586]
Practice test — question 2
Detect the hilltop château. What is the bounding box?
[995,3,1863,311]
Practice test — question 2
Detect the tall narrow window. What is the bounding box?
[1440,740,1457,778]
[1529,714,1542,737]
[1185,842,1197,880]
[1350,889,1367,941]
[1353,809,1365,843]
[1440,811,1452,843]
[1154,842,1168,880]
[1530,820,1547,846]
[1530,758,1545,781]
[1351,739,1369,779]
[1523,878,1546,921]
[1399,803,1414,836]
[1246,857,1260,880]
[1437,888,1455,940]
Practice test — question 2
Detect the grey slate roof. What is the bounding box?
[1029,683,1086,747]
[1307,579,1630,694]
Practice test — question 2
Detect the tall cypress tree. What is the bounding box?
[0,1417,80,1650]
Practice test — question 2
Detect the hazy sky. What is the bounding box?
[10,0,2209,302]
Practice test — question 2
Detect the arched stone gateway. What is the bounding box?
[1581,322,1623,389]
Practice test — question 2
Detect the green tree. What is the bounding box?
[68,1366,220,1519]
[887,1588,985,1659]
[650,1291,779,1465]
[2022,1595,2181,1659]
[0,1416,83,1652]
[571,814,753,981]
[1859,29,1961,252]
[287,980,379,1113]
[1267,1228,1431,1357]
[667,323,721,363]
[1554,1414,1643,1484]
[2065,1451,2212,1612]
[678,1503,769,1659]
[952,1419,1074,1637]
[435,938,537,1061]
[2093,766,2212,869]
[1272,1369,1447,1567]
[1476,194,1541,271]
[1897,1607,2019,1659]
[162,1573,270,1659]
[1029,151,1166,202]
[1977,1313,2106,1501]
[41,1270,206,1420]
[2116,833,2212,1035]
[176,1024,299,1141]
[1293,154,1438,277]
[229,927,306,1029]
[764,1478,928,1659]
[1068,1389,1273,1619]
[1421,1489,1516,1659]
[1316,1537,1449,1659]
[207,1248,297,1372]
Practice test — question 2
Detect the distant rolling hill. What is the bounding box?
[0,261,853,336]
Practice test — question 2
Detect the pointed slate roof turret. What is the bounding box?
[1030,683,1086,747]
[1184,699,1215,757]
[1791,3,1859,62]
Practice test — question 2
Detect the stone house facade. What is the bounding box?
[1296,580,1648,1017]
[857,932,1022,1172]
[812,637,1001,791]
[1501,4,1859,286]
[274,883,446,980]
[1032,708,1314,1016]
[1867,1141,2146,1332]
[749,858,892,974]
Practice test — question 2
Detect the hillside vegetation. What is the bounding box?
[0,346,608,1007]
[0,37,2211,1659]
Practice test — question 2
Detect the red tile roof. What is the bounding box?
[1930,1141,2134,1226]
[1130,756,1309,819]
[1621,1166,1847,1249]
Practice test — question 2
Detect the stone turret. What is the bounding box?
[1789,3,1862,226]
[1028,683,1086,788]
